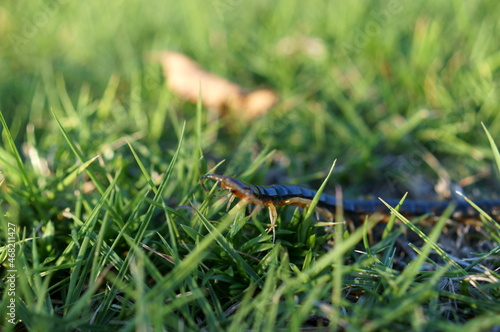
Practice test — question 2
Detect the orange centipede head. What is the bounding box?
[200,174,260,203]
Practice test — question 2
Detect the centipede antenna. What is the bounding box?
[199,177,211,193]
[200,176,227,198]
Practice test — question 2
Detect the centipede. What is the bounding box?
[200,173,500,239]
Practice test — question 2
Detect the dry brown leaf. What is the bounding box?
[147,51,278,120]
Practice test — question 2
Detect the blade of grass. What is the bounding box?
[364,262,454,332]
[481,122,500,174]
[379,198,465,276]
[239,148,276,179]
[64,169,122,311]
[94,123,187,323]
[56,156,99,191]
[300,159,336,243]
[127,140,158,194]
[0,111,44,217]
[51,108,124,226]
[195,206,263,287]
[146,206,238,300]
[97,74,120,119]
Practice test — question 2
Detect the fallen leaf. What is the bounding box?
[147,51,278,120]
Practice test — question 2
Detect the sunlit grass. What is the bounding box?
[1,0,500,330]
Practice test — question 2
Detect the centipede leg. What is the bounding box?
[227,194,236,211]
[247,203,262,220]
[266,204,278,243]
[316,206,334,223]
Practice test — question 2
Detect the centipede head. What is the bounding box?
[200,174,227,197]
[200,174,259,202]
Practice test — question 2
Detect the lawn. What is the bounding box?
[1,0,500,331]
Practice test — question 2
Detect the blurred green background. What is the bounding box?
[1,1,500,330]
[1,0,499,196]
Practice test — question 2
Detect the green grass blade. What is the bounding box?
[482,122,500,174]
[379,198,465,275]
[0,111,38,198]
[196,206,263,287]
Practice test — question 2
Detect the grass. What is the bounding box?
[1,0,500,330]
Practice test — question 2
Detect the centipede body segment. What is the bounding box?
[200,173,500,241]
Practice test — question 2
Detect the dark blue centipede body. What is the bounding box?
[201,174,500,219]
[250,184,325,204]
